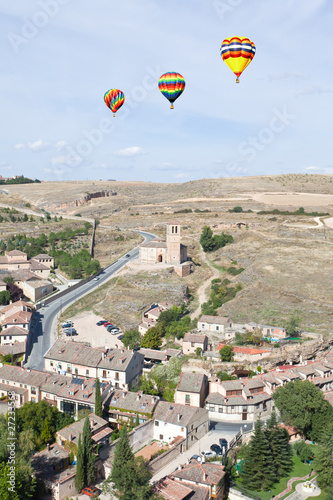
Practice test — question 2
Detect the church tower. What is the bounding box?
[166,223,181,264]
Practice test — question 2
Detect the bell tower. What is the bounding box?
[166,223,181,264]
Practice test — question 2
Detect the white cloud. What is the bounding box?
[305,166,321,171]
[55,140,69,150]
[27,139,51,151]
[14,143,25,150]
[296,86,333,97]
[151,163,179,171]
[51,155,67,165]
[114,146,145,157]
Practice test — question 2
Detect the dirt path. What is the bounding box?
[283,216,324,229]
[190,245,221,320]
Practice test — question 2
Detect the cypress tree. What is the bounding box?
[109,426,135,499]
[75,435,84,491]
[82,416,96,486]
[240,419,276,491]
[265,410,292,478]
[95,378,103,418]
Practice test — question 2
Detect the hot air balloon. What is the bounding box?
[158,72,185,109]
[220,37,256,83]
[104,89,125,117]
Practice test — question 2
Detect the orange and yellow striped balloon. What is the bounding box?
[220,37,256,83]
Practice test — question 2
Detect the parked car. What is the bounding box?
[96,320,107,326]
[63,327,76,335]
[219,438,228,449]
[210,444,223,456]
[201,450,216,459]
[62,321,73,328]
[110,329,120,335]
[104,322,113,327]
[125,254,130,257]
[190,454,202,463]
[93,276,100,281]
[81,486,100,498]
[117,334,123,340]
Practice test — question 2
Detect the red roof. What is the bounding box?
[217,344,270,355]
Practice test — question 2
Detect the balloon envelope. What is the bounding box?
[104,89,125,116]
[158,72,185,109]
[220,37,256,82]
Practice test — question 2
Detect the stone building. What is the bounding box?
[139,223,187,265]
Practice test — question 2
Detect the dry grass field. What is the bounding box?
[1,173,333,334]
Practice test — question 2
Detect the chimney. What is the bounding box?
[121,349,124,354]
[201,454,205,463]
[203,472,208,482]
[81,384,84,390]
[178,464,182,470]
[69,433,72,442]
[122,391,127,398]
[177,413,181,422]
[136,393,141,401]
[47,443,50,452]
[186,458,190,465]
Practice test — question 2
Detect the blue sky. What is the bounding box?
[1,0,332,183]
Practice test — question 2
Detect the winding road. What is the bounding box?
[25,230,157,371]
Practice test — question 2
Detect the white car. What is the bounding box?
[201,450,216,460]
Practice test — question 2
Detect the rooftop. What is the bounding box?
[199,315,231,325]
[183,332,207,344]
[105,389,159,414]
[154,401,208,427]
[171,460,225,487]
[56,413,109,445]
[176,372,206,394]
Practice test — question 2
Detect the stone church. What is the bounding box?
[139,223,188,266]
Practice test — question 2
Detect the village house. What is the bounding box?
[21,279,54,302]
[40,373,111,419]
[0,365,50,407]
[182,332,208,355]
[139,347,182,369]
[104,389,159,428]
[0,250,53,276]
[31,444,77,500]
[0,325,30,346]
[56,413,112,452]
[138,302,172,335]
[154,459,225,500]
[153,401,209,451]
[217,344,272,363]
[198,315,233,334]
[0,340,26,364]
[44,340,144,390]
[245,322,287,340]
[0,299,34,322]
[175,372,209,408]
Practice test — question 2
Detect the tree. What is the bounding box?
[265,411,292,478]
[75,435,84,491]
[195,347,202,357]
[140,375,158,396]
[219,345,234,362]
[82,416,96,486]
[240,419,276,490]
[273,379,333,441]
[104,426,153,499]
[140,327,162,349]
[40,418,52,444]
[94,378,103,418]
[200,225,215,252]
[122,329,141,350]
[285,311,302,337]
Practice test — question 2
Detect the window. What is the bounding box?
[85,369,89,376]
[155,421,159,426]
[216,326,219,331]
[31,387,36,395]
[103,370,107,378]
[218,407,223,413]
[115,383,119,388]
[181,427,184,432]
[191,342,195,348]
[159,434,163,440]
[31,397,36,403]
[115,372,119,380]
[201,324,205,328]
[209,405,215,412]
[50,362,53,367]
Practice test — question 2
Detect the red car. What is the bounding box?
[103,322,113,327]
[81,486,100,497]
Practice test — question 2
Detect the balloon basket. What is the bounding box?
[113,113,116,117]
[236,78,240,83]
[170,104,174,109]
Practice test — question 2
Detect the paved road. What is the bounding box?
[151,421,253,483]
[25,230,156,371]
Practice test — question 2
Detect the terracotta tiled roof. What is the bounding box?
[154,401,208,427]
[105,389,159,414]
[139,238,167,248]
[2,310,32,326]
[0,341,26,356]
[170,460,225,486]
[56,413,109,445]
[199,315,231,325]
[0,325,28,336]
[0,365,50,387]
[153,477,194,500]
